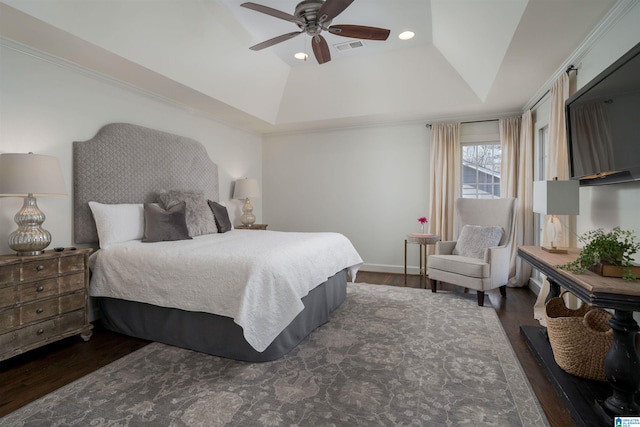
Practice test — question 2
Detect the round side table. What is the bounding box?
[404,234,440,287]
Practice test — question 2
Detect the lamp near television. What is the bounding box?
[533,178,579,254]
[566,41,640,186]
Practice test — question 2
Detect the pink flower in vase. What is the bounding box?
[418,217,428,233]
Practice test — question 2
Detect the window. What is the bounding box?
[461,143,501,199]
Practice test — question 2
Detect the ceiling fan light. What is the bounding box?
[399,31,415,41]
[294,52,308,60]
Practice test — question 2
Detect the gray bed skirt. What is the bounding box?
[96,269,347,362]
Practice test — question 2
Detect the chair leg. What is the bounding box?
[430,279,437,293]
[476,291,485,306]
[499,285,507,297]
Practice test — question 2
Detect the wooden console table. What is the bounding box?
[518,246,640,425]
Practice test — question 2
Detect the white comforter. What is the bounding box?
[89,230,363,352]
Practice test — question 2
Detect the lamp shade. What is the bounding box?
[233,178,260,200]
[0,153,67,196]
[533,180,579,215]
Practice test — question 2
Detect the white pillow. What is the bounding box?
[88,202,144,248]
[452,225,504,259]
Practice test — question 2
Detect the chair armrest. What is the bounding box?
[435,240,457,255]
[485,245,511,285]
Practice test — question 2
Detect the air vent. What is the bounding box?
[333,40,365,52]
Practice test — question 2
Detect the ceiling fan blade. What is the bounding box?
[328,24,390,41]
[241,2,300,24]
[312,35,331,64]
[318,0,354,24]
[249,31,303,51]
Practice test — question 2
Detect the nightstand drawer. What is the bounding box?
[21,258,59,281]
[0,264,18,286]
[58,310,85,334]
[0,285,17,309]
[0,307,18,330]
[20,293,85,325]
[18,277,59,302]
[1,318,58,350]
[20,298,59,324]
[19,272,84,303]
[58,273,85,294]
[0,310,86,353]
[59,254,85,274]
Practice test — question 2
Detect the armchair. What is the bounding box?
[427,197,517,306]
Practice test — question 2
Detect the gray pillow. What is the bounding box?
[208,200,232,233]
[452,225,504,259]
[142,202,192,243]
[157,190,217,236]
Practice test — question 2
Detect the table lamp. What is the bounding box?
[533,178,579,253]
[233,178,260,226]
[0,152,67,255]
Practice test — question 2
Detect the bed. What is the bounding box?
[73,123,362,362]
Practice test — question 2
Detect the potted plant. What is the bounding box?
[559,227,640,281]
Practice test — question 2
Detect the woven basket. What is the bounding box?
[544,291,613,381]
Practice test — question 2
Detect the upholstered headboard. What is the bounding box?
[73,123,219,244]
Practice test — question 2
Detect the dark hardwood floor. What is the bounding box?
[1,272,575,426]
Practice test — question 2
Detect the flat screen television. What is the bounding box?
[566,41,640,186]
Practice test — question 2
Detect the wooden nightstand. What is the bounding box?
[0,248,93,361]
[235,224,268,230]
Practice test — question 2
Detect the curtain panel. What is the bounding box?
[516,111,535,287]
[534,73,578,323]
[499,114,534,287]
[428,123,460,243]
[547,72,570,182]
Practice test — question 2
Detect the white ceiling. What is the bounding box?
[0,0,620,134]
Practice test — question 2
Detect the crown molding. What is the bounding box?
[523,0,639,111]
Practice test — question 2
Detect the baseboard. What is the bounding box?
[528,277,543,295]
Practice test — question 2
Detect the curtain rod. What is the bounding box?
[426,119,497,128]
[529,90,550,111]
[529,65,577,111]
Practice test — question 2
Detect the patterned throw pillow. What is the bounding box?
[452,225,504,259]
[157,190,217,236]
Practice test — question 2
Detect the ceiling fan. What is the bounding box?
[241,0,391,64]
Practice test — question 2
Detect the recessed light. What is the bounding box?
[399,31,415,41]
[294,52,308,60]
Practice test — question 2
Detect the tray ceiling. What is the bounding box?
[0,0,619,133]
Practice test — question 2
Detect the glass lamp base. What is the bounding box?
[8,195,51,256]
[542,215,566,253]
[240,198,256,226]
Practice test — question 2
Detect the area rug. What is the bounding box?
[3,283,549,427]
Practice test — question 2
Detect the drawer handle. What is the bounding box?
[36,285,44,292]
[36,265,45,272]
[37,328,44,335]
[36,308,44,314]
